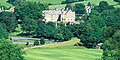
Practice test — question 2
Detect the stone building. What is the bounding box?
[43,8,76,24]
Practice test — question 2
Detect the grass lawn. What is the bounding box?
[1,0,120,9]
[25,47,102,60]
[0,0,12,8]
[24,38,103,60]
[49,0,119,9]
[26,0,65,4]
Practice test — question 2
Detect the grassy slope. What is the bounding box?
[25,48,102,60]
[50,0,119,9]
[0,0,12,8]
[26,0,65,4]
[1,0,119,9]
[41,37,80,48]
[24,38,103,60]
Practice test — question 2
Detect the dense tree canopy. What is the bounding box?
[56,25,73,41]
[114,0,120,3]
[0,24,8,39]
[15,1,48,20]
[35,23,55,39]
[65,4,73,10]
[66,0,74,3]
[8,0,26,6]
[0,12,17,33]
[94,1,114,12]
[74,3,86,14]
[0,39,24,60]
[102,30,120,60]
[21,17,37,34]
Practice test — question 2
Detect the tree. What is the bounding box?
[40,37,45,45]
[26,42,29,46]
[8,0,15,4]
[55,33,64,42]
[74,3,86,14]
[34,40,39,46]
[80,15,105,48]
[94,1,114,12]
[65,4,73,10]
[0,11,17,33]
[66,0,74,3]
[46,22,56,30]
[35,23,54,38]
[114,0,120,3]
[8,0,26,6]
[56,26,73,41]
[0,39,24,60]
[21,17,37,34]
[15,1,48,20]
[99,1,109,8]
[0,24,8,39]
[102,30,120,60]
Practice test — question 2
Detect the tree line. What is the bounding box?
[0,0,120,59]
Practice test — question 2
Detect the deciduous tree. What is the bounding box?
[0,39,24,60]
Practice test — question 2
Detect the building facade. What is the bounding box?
[43,8,76,24]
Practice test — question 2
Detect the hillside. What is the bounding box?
[24,38,103,60]
[26,0,65,4]
[1,0,119,9]
[0,0,12,8]
[41,37,81,48]
[50,0,119,9]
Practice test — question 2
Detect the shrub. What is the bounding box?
[34,40,39,46]
[26,42,29,46]
[61,1,66,4]
[40,37,45,45]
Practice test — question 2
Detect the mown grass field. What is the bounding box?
[49,0,119,9]
[24,38,103,60]
[0,0,12,8]
[27,0,65,4]
[0,0,120,9]
[25,48,102,60]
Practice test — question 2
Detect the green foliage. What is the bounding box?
[0,11,17,33]
[0,24,8,39]
[40,37,45,45]
[65,4,73,10]
[114,0,120,3]
[34,40,39,46]
[56,25,73,41]
[102,30,120,60]
[35,23,55,38]
[66,0,74,3]
[0,39,24,60]
[55,33,64,41]
[15,1,48,20]
[74,3,86,14]
[8,0,26,6]
[79,15,105,48]
[100,6,120,60]
[21,17,37,34]
[94,1,114,12]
